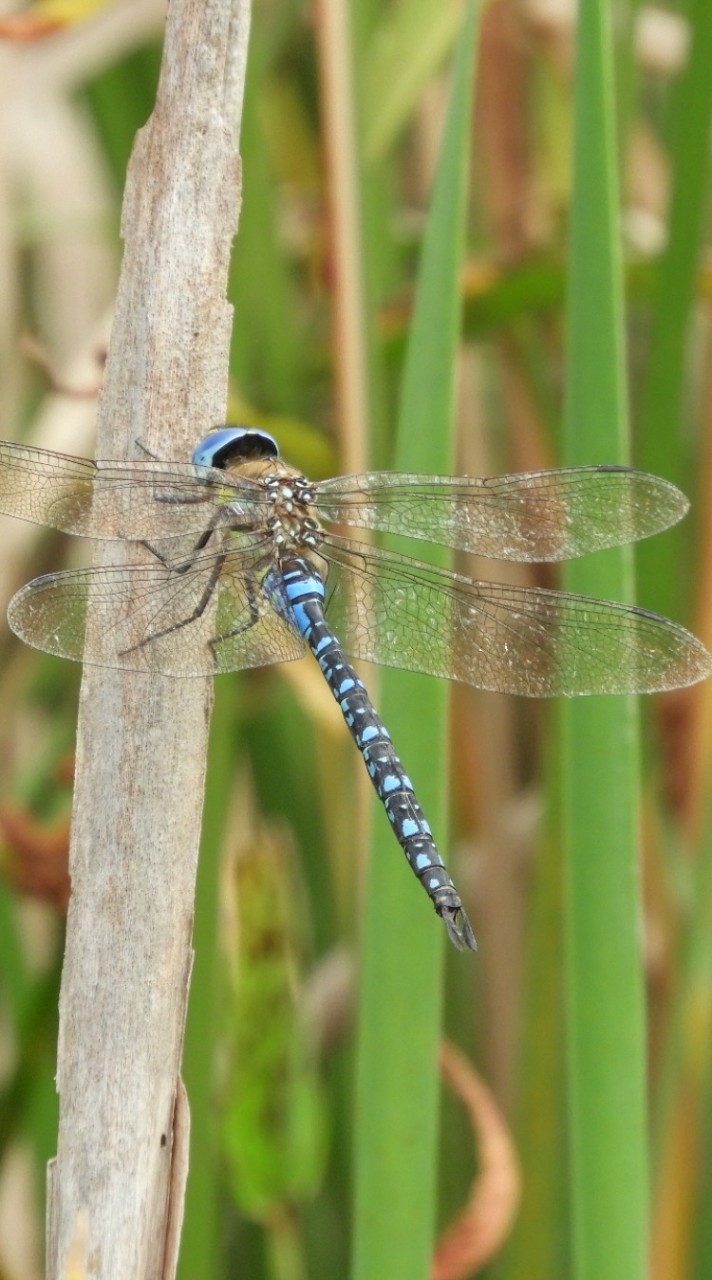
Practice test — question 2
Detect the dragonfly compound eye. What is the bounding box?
[192,426,279,469]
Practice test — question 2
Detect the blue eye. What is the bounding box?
[191,426,279,469]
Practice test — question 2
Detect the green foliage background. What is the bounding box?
[0,1,711,1278]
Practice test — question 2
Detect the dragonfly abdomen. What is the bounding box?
[276,557,476,951]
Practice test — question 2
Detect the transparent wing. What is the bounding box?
[0,439,268,541]
[316,466,688,561]
[320,539,712,695]
[7,550,306,677]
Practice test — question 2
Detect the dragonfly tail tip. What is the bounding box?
[441,905,477,952]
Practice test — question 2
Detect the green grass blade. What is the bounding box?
[561,1,647,1278]
[179,683,238,1280]
[352,4,480,1279]
[637,0,712,621]
[361,0,461,164]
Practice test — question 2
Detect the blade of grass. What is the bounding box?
[636,5,712,1265]
[561,1,647,1278]
[352,4,480,1279]
[494,758,569,1280]
[361,0,462,164]
[649,780,712,1280]
[637,0,712,623]
[178,681,240,1280]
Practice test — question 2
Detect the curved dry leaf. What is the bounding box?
[432,1041,521,1280]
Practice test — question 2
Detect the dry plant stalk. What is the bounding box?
[45,1,251,1276]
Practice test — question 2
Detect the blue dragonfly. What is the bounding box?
[1,426,710,950]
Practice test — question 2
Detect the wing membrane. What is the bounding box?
[316,466,688,561]
[7,550,305,677]
[320,539,711,695]
[0,440,267,540]
[9,531,710,692]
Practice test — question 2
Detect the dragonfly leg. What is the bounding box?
[118,548,227,658]
[139,510,225,575]
[134,438,219,508]
[206,572,265,658]
[134,437,159,460]
[152,490,217,509]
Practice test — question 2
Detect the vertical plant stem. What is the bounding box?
[561,1,647,1278]
[314,0,371,476]
[637,0,712,623]
[178,684,240,1278]
[45,3,250,1277]
[352,5,480,1279]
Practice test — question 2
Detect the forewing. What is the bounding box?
[316,466,689,561]
[8,550,305,677]
[321,540,712,695]
[0,440,267,540]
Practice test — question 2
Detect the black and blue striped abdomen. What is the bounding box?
[271,556,475,951]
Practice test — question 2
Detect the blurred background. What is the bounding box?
[0,1,710,1278]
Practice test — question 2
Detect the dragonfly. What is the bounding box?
[1,427,710,951]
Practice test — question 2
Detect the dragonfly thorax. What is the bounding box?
[262,471,324,555]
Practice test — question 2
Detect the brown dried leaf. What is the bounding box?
[432,1041,521,1279]
[0,803,70,909]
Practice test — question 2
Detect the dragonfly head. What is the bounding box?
[192,426,279,470]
